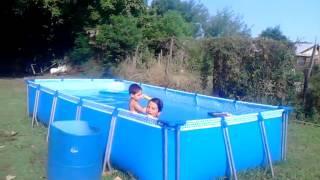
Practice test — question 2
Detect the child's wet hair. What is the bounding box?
[149,98,163,112]
[129,84,142,95]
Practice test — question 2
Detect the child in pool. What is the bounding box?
[146,98,163,118]
[129,83,146,113]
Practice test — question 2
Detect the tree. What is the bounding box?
[0,0,95,74]
[70,0,147,65]
[94,15,143,64]
[139,10,193,41]
[151,0,209,37]
[151,0,209,23]
[157,11,193,38]
[98,0,146,18]
[259,25,289,41]
[151,0,180,15]
[205,8,251,38]
[177,0,209,24]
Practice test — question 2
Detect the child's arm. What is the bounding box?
[134,102,146,114]
[129,100,135,112]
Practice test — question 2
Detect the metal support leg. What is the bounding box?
[233,100,238,111]
[75,98,82,121]
[281,112,285,160]
[281,111,289,161]
[46,92,58,142]
[103,109,118,174]
[221,118,238,180]
[32,86,40,127]
[163,126,168,180]
[175,126,181,180]
[258,113,274,178]
[26,83,29,117]
[194,93,198,106]
[283,112,288,161]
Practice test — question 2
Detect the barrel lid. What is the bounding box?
[52,121,98,136]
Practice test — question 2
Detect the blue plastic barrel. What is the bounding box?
[48,121,103,180]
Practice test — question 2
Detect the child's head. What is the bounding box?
[129,84,143,101]
[146,98,163,118]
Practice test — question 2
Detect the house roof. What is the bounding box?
[295,42,319,57]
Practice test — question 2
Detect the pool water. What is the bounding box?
[61,89,212,121]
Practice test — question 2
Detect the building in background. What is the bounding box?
[295,42,320,70]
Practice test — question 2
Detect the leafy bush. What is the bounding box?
[95,15,143,64]
[202,37,298,105]
[157,11,193,38]
[304,65,320,122]
[70,34,93,64]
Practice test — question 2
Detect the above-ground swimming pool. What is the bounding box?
[26,78,290,180]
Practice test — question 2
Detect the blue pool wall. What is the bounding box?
[26,78,290,180]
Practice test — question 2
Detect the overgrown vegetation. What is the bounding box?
[202,37,297,105]
[303,65,320,122]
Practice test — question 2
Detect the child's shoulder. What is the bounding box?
[129,98,137,107]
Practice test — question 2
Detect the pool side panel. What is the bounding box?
[227,121,265,171]
[180,126,228,179]
[37,89,55,125]
[54,96,78,121]
[110,115,163,180]
[140,84,166,100]
[34,79,122,91]
[80,106,113,157]
[196,94,277,115]
[165,89,196,106]
[196,94,237,114]
[27,83,37,116]
[265,116,283,162]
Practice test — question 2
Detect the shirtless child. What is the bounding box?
[128,84,146,113]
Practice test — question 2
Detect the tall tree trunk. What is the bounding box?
[303,42,317,105]
[158,49,162,65]
[165,38,174,76]
[169,37,174,64]
[133,45,139,68]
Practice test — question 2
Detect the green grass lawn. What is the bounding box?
[0,78,320,180]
